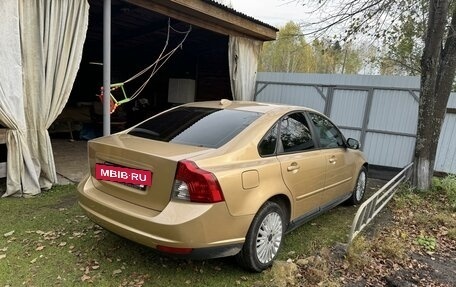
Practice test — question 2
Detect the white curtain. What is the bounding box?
[19,0,89,190]
[228,36,263,101]
[0,0,41,197]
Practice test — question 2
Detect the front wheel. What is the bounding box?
[236,201,285,272]
[348,167,367,205]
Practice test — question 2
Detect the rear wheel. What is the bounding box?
[236,201,285,272]
[348,167,367,205]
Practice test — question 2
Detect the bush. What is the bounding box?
[433,175,456,210]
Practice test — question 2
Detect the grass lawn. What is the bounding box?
[0,183,374,287]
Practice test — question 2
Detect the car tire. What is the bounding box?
[348,167,367,205]
[236,201,285,272]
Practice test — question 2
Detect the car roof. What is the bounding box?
[181,100,319,115]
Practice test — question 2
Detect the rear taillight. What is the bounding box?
[172,160,224,203]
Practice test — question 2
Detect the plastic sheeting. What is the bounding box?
[228,36,262,101]
[0,0,89,197]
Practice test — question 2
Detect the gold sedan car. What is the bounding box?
[78,100,367,271]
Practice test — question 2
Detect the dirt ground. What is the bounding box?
[337,178,456,287]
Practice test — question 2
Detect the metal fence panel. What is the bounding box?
[448,93,456,108]
[256,72,420,89]
[330,89,368,128]
[340,129,362,142]
[348,163,413,244]
[435,113,456,173]
[364,133,415,167]
[368,90,419,134]
[255,84,326,112]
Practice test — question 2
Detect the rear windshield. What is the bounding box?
[128,107,262,148]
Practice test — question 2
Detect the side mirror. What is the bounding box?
[347,138,360,150]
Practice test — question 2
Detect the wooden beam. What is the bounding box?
[126,0,277,41]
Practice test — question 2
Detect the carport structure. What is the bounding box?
[0,0,277,197]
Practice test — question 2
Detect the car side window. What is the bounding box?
[258,123,279,156]
[279,112,314,153]
[309,113,344,148]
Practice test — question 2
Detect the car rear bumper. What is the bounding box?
[77,175,252,259]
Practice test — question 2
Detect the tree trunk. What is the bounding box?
[414,0,456,190]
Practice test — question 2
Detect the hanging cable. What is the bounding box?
[99,18,192,113]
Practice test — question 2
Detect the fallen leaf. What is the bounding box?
[59,242,67,247]
[113,269,122,275]
[81,274,91,282]
[36,245,45,251]
[7,237,17,243]
[3,231,14,237]
[92,265,100,270]
[0,254,6,260]
[30,257,38,264]
[0,247,7,252]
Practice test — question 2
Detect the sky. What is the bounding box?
[227,0,312,28]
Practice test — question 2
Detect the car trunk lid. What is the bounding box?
[88,134,211,211]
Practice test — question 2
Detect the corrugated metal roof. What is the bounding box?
[202,0,278,31]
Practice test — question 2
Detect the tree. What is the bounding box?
[259,21,314,73]
[295,0,456,189]
[380,12,425,75]
[416,0,456,189]
[259,21,362,74]
[311,39,362,74]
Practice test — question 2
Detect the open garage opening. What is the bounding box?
[54,0,233,140]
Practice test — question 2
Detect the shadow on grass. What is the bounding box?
[0,179,386,286]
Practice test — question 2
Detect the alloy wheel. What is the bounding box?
[255,211,283,264]
[356,171,366,202]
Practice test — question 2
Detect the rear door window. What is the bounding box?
[128,107,261,148]
[279,112,315,153]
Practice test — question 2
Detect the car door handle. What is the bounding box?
[329,156,337,164]
[287,163,300,172]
